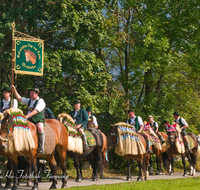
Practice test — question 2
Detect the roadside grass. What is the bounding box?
[59,177,200,190]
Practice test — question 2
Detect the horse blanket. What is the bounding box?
[114,122,146,156]
[43,122,55,154]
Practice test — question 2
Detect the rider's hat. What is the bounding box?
[173,111,179,116]
[2,87,11,92]
[29,88,40,93]
[128,110,134,114]
[148,115,154,119]
[86,106,92,112]
[73,99,81,104]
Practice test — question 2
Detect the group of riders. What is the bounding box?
[0,85,192,155]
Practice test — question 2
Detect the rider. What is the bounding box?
[11,85,46,154]
[127,110,152,154]
[86,106,98,128]
[173,111,192,153]
[148,115,165,144]
[0,86,18,112]
[70,100,89,150]
[45,107,55,119]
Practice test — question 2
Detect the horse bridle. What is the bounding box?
[107,128,118,148]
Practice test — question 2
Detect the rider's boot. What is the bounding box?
[159,134,165,144]
[38,132,45,154]
[81,133,89,150]
[147,140,153,154]
[185,141,192,154]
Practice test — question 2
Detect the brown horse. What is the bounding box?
[24,49,36,64]
[166,129,200,176]
[87,119,108,178]
[108,125,150,181]
[149,132,168,175]
[0,110,68,190]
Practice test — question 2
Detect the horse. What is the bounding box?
[166,126,200,176]
[108,124,150,181]
[24,49,36,64]
[0,108,68,190]
[57,114,103,182]
[87,118,108,178]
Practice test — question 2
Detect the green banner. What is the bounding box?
[15,39,44,76]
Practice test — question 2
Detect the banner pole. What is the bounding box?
[11,21,15,107]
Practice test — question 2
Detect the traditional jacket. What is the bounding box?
[127,116,140,131]
[150,121,158,132]
[174,117,186,132]
[70,108,88,129]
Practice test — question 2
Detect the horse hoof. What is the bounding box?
[160,172,163,175]
[49,184,57,189]
[169,172,174,176]
[155,171,160,175]
[100,175,105,179]
[183,173,187,177]
[27,181,32,186]
[75,178,82,183]
[11,186,18,190]
[126,177,132,181]
[61,184,67,188]
[149,172,153,176]
[145,177,149,180]
[137,177,142,181]
[5,184,12,188]
[92,178,98,182]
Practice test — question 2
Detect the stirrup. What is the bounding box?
[147,149,152,154]
[38,148,44,154]
[188,149,193,154]
[161,140,165,145]
[83,145,89,150]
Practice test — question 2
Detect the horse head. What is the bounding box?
[167,126,177,145]
[24,49,36,64]
[107,124,117,149]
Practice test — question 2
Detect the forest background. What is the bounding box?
[1,0,200,168]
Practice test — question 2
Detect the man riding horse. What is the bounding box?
[86,106,98,128]
[11,85,46,154]
[173,111,192,153]
[70,100,89,150]
[0,87,18,112]
[148,115,165,144]
[127,110,152,154]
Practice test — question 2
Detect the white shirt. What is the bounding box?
[22,97,46,115]
[89,114,98,127]
[0,97,18,112]
[73,109,80,123]
[175,116,188,126]
[150,121,159,128]
[127,116,143,127]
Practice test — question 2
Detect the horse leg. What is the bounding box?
[27,158,32,186]
[93,148,103,182]
[149,157,153,175]
[31,158,39,190]
[145,155,149,180]
[169,156,174,175]
[191,151,197,176]
[126,159,132,181]
[5,159,12,188]
[74,156,82,182]
[46,155,57,189]
[57,149,68,188]
[182,154,187,176]
[11,161,18,190]
[137,157,143,181]
[99,150,106,179]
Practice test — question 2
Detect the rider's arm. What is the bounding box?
[181,118,188,130]
[26,109,39,118]
[10,85,22,102]
[138,116,144,133]
[93,116,98,129]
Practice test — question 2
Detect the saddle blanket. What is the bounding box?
[43,122,56,154]
[85,130,96,146]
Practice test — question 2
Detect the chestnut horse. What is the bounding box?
[0,111,68,190]
[149,132,168,175]
[166,130,200,176]
[108,125,150,181]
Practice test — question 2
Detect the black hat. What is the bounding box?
[73,99,81,104]
[162,120,168,124]
[86,106,92,112]
[2,87,11,92]
[29,88,40,93]
[128,110,134,114]
[173,111,179,116]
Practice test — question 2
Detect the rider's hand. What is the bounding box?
[25,115,29,119]
[75,124,81,129]
[138,130,141,133]
[10,85,15,90]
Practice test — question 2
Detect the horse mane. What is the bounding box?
[3,108,24,118]
[114,122,134,128]
[0,113,4,120]
[57,113,74,124]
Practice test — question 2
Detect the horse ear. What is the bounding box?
[110,124,114,130]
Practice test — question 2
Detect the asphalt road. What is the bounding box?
[0,172,200,190]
